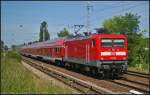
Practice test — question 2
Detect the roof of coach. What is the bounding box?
[24,38,66,49]
[41,38,65,47]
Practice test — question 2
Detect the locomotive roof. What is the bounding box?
[92,34,126,38]
[64,34,126,42]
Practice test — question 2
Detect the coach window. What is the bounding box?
[57,48,59,52]
[47,52,51,57]
[55,48,57,52]
[92,39,95,48]
[59,48,61,52]
[55,48,61,53]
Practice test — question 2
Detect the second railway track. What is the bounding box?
[21,56,149,94]
[126,70,149,79]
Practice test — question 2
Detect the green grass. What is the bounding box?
[128,63,149,74]
[1,51,74,94]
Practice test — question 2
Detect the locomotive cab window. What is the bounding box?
[113,39,124,47]
[92,39,95,48]
[101,39,112,47]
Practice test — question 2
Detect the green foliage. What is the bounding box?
[1,51,73,94]
[128,63,149,73]
[1,40,4,51]
[4,45,8,51]
[1,40,8,52]
[57,28,70,37]
[102,13,149,72]
[103,13,140,35]
[11,45,16,50]
[39,21,50,42]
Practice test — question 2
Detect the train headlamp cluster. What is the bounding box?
[100,52,126,56]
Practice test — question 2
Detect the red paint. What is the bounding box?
[20,34,128,63]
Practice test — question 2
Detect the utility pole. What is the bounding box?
[86,1,92,33]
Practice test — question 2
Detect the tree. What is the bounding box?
[102,12,148,67]
[1,40,8,51]
[57,28,70,38]
[11,45,16,50]
[4,45,8,51]
[103,13,140,35]
[39,21,50,42]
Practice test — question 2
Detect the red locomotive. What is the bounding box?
[20,31,128,78]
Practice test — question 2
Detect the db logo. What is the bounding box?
[111,52,116,55]
[111,57,116,60]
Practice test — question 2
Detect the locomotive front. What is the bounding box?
[95,34,128,76]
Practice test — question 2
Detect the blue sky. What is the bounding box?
[1,1,149,48]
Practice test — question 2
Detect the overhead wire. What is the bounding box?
[66,2,129,33]
[62,2,126,29]
[42,2,134,31]
[91,2,147,27]
[67,2,146,32]
[92,2,147,21]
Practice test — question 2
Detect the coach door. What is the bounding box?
[65,45,68,59]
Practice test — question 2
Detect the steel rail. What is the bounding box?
[127,70,149,76]
[22,56,117,94]
[108,80,149,93]
[126,71,149,79]
[121,78,149,87]
[22,56,149,94]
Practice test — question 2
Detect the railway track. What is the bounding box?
[21,56,149,94]
[119,71,149,94]
[22,56,116,94]
[109,79,149,93]
[127,70,149,79]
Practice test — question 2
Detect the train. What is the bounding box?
[20,30,128,78]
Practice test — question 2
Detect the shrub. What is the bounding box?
[6,51,21,62]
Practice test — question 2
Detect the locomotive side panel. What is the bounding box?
[64,38,98,67]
